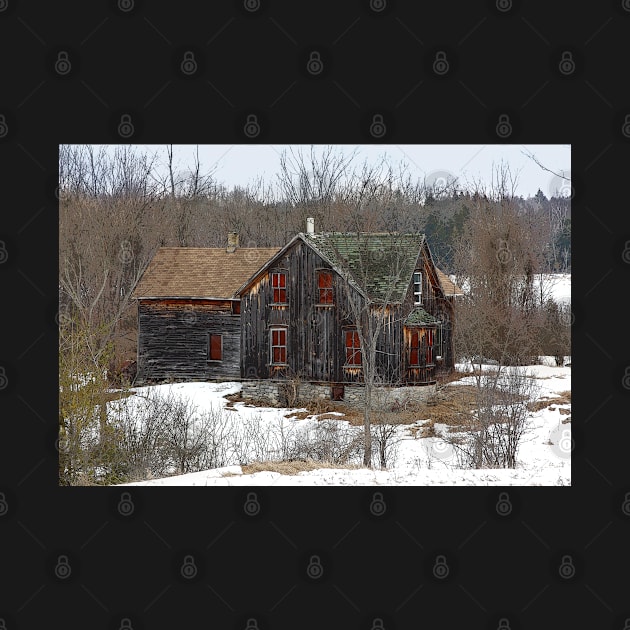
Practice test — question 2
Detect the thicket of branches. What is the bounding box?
[59,145,570,365]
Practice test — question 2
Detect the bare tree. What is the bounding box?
[439,366,539,469]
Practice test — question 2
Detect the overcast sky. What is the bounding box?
[109,144,571,200]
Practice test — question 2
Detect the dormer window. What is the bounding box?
[413,271,422,305]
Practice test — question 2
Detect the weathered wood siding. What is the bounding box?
[137,299,240,382]
[240,237,455,386]
[241,240,360,382]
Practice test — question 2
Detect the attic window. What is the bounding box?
[271,272,287,304]
[318,270,334,304]
[413,271,422,305]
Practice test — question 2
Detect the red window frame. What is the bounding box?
[271,272,287,304]
[409,329,434,366]
[409,330,421,366]
[345,330,362,366]
[209,334,222,361]
[318,270,334,304]
[270,328,287,365]
[426,328,434,365]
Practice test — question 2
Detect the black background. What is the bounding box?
[0,0,627,628]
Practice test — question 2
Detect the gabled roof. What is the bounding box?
[132,247,280,299]
[304,232,427,302]
[436,268,464,297]
[405,307,440,326]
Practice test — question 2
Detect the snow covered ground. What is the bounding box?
[115,274,570,487]
[117,359,571,487]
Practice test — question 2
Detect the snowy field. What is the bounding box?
[114,274,571,487]
[116,359,571,487]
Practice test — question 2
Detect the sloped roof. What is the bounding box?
[405,307,440,326]
[436,268,464,296]
[132,247,280,299]
[304,232,426,302]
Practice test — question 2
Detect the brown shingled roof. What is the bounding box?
[436,268,464,297]
[132,247,280,299]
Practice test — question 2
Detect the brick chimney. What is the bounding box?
[227,232,239,253]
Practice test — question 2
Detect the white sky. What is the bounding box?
[103,144,571,200]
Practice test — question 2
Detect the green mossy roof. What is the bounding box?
[304,233,425,302]
[405,307,440,326]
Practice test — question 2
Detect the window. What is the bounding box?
[270,327,287,364]
[271,272,287,304]
[231,300,241,315]
[413,271,422,305]
[409,330,421,366]
[345,330,362,366]
[318,270,334,304]
[208,334,222,361]
[409,329,434,366]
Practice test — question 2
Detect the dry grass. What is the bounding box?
[239,459,363,475]
[527,390,571,413]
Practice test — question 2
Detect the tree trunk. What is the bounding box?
[363,379,372,467]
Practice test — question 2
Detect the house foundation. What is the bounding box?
[240,380,436,409]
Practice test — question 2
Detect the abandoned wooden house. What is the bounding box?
[236,223,459,401]
[131,234,279,383]
[132,222,461,403]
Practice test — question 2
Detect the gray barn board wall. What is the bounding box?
[239,234,455,386]
[136,299,240,382]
